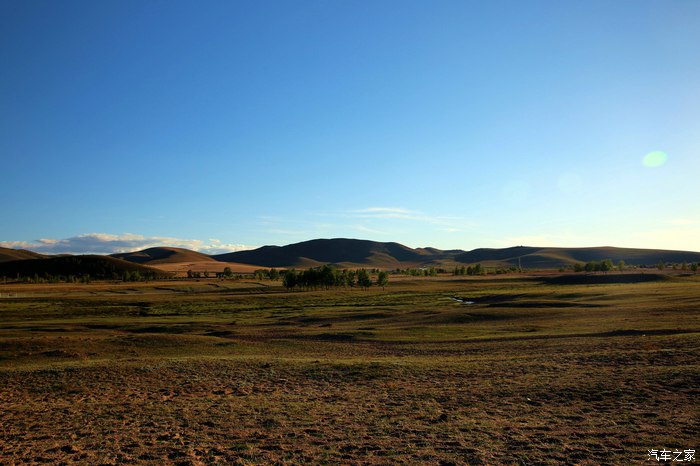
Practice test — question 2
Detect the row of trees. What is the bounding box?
[573,260,700,273]
[3,270,167,284]
[5,273,94,284]
[186,268,282,280]
[121,271,166,281]
[453,264,484,275]
[453,264,522,276]
[573,259,619,272]
[395,265,521,277]
[282,266,388,291]
[187,267,240,279]
[656,262,699,272]
[253,268,281,280]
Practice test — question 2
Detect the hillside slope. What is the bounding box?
[0,247,46,263]
[4,240,700,271]
[0,255,170,279]
[215,240,700,269]
[112,247,216,265]
[213,238,441,268]
[455,246,700,268]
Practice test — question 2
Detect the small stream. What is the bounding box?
[451,297,475,305]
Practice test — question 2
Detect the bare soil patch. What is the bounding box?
[153,261,263,276]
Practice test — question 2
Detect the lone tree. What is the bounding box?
[357,269,372,290]
[376,271,389,289]
[283,269,298,290]
[599,259,614,272]
[345,270,356,288]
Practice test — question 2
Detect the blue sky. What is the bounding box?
[2,0,699,254]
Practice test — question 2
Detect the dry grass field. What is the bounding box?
[1,273,698,465]
[153,261,264,277]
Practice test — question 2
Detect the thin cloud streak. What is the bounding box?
[348,207,474,228]
[353,225,389,235]
[350,207,420,220]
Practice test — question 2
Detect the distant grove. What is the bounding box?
[183,265,388,290]
[572,259,699,273]
[281,266,389,290]
[0,255,171,284]
[2,259,699,285]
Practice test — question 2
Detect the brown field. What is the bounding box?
[153,261,264,277]
[1,273,698,465]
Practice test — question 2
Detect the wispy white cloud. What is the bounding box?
[353,224,388,235]
[0,233,253,255]
[351,207,418,219]
[199,238,253,255]
[348,207,473,228]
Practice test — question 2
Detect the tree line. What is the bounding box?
[453,264,485,275]
[572,259,699,273]
[281,265,388,291]
[2,270,166,284]
[573,259,618,272]
[452,264,522,276]
[657,261,699,272]
[186,267,281,280]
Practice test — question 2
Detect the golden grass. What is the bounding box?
[153,261,264,276]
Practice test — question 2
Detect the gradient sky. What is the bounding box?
[2,0,699,254]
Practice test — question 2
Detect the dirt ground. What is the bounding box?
[1,274,698,464]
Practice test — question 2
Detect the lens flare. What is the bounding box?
[643,151,667,168]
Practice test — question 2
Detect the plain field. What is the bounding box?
[1,273,698,464]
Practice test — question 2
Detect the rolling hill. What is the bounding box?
[212,238,440,268]
[454,246,700,269]
[112,247,216,265]
[0,247,46,263]
[214,239,700,269]
[2,239,700,273]
[0,255,171,279]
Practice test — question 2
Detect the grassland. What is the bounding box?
[1,273,698,465]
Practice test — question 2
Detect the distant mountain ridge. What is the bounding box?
[2,240,700,275]
[455,246,700,269]
[133,239,700,269]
